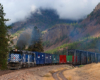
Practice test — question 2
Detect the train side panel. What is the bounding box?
[95,53,98,63]
[52,54,59,64]
[87,52,91,64]
[49,54,52,64]
[63,55,67,63]
[91,52,95,63]
[81,51,87,64]
[57,54,59,63]
[67,49,75,64]
[34,52,41,65]
[97,54,100,62]
[59,55,63,63]
[59,55,66,63]
[45,53,49,64]
[52,54,56,63]
[40,53,45,64]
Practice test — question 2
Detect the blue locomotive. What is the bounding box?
[7,49,36,69]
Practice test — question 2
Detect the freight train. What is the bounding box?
[7,49,100,69]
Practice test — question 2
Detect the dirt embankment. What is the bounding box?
[1,63,100,80]
[0,65,71,80]
[63,63,100,80]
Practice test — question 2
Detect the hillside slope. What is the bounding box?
[10,9,77,34]
[11,3,100,52]
[44,3,100,52]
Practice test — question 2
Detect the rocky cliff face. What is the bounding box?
[43,3,100,51]
[43,24,73,43]
[11,3,100,51]
[94,3,100,12]
[43,24,83,51]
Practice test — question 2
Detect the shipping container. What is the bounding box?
[34,52,45,65]
[81,51,87,64]
[45,54,48,64]
[97,53,100,62]
[87,52,91,63]
[67,49,87,65]
[95,53,98,63]
[76,50,81,64]
[59,55,66,63]
[91,52,95,63]
[56,54,59,63]
[67,49,75,64]
[45,53,52,64]
[67,56,72,63]
[49,54,52,64]
[52,54,59,63]
[40,52,45,64]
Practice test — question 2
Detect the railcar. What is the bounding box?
[81,51,87,64]
[7,50,36,69]
[87,52,92,64]
[34,52,45,65]
[91,52,95,63]
[52,54,59,64]
[59,55,66,63]
[67,49,76,64]
[67,49,88,65]
[45,53,52,64]
[97,53,100,62]
[95,53,98,63]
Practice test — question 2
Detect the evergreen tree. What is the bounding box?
[0,3,12,69]
[28,26,44,52]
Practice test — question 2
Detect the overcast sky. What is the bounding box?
[0,0,100,25]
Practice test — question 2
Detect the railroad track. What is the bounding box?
[0,64,75,77]
[52,69,68,80]
[0,64,62,76]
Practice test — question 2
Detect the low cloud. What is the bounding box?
[0,0,100,25]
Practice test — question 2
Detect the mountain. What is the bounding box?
[10,9,78,34]
[11,3,100,53]
[43,3,100,52]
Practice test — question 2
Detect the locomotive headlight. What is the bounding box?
[15,49,17,51]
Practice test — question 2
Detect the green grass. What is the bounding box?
[45,36,100,54]
[79,65,84,67]
[11,28,25,37]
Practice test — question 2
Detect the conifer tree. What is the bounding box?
[0,3,12,69]
[28,26,44,52]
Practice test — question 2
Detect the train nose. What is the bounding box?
[14,57,15,59]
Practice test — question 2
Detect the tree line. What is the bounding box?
[0,3,44,70]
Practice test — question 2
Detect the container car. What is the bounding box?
[45,53,52,64]
[52,54,59,64]
[40,52,45,64]
[97,53,100,62]
[67,49,76,64]
[81,51,87,64]
[34,52,45,65]
[90,52,95,63]
[67,49,88,65]
[95,53,98,63]
[59,55,66,63]
[87,52,92,64]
